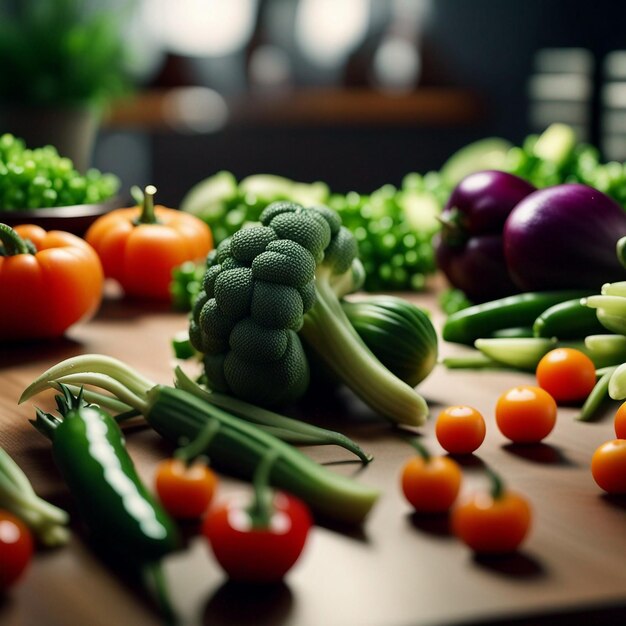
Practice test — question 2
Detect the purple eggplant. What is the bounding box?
[435,170,536,301]
[504,183,626,291]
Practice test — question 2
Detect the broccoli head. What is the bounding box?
[189,201,428,425]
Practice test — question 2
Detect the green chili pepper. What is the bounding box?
[442,291,592,345]
[31,385,179,562]
[533,298,609,340]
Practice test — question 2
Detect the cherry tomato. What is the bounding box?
[536,348,596,403]
[614,402,626,439]
[202,492,312,582]
[155,458,218,519]
[0,510,34,590]
[452,490,532,554]
[435,405,486,455]
[591,439,626,494]
[401,455,462,513]
[495,385,557,443]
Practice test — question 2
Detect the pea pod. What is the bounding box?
[443,290,592,345]
[32,386,179,561]
[533,298,609,339]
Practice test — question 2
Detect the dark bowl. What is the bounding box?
[0,197,123,237]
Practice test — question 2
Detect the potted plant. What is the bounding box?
[0,0,132,171]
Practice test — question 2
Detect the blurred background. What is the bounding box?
[2,0,626,204]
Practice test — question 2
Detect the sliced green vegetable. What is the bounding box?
[584,335,626,368]
[583,295,626,335]
[474,337,556,371]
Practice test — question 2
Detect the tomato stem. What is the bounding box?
[248,448,280,528]
[135,185,159,225]
[0,223,36,256]
[406,437,431,462]
[175,418,220,464]
[486,466,505,500]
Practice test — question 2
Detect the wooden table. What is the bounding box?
[1,288,625,626]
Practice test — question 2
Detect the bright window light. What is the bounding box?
[295,0,370,68]
[146,0,258,57]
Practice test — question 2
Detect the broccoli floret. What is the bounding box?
[189,201,428,425]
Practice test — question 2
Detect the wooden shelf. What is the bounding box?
[104,87,483,131]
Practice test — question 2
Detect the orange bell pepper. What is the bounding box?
[85,186,213,300]
[0,223,103,340]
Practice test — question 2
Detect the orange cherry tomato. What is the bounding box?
[452,489,532,554]
[86,186,212,301]
[401,455,462,513]
[495,385,557,443]
[436,405,486,455]
[536,348,596,403]
[155,458,218,519]
[614,402,626,439]
[0,223,103,340]
[0,510,33,590]
[591,439,626,494]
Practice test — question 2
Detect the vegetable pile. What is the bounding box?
[175,123,626,305]
[0,134,119,210]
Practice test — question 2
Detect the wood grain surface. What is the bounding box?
[1,286,625,626]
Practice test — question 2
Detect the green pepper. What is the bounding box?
[32,386,179,562]
[533,298,609,339]
[442,291,592,345]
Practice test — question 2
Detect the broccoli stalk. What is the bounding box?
[301,262,428,425]
[189,201,429,426]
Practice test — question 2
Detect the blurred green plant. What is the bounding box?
[0,0,132,106]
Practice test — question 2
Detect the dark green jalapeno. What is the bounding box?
[32,386,179,562]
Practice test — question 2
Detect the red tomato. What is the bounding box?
[536,348,596,403]
[401,455,462,513]
[202,492,311,583]
[435,406,486,455]
[614,402,626,439]
[591,439,626,494]
[155,458,218,519]
[0,224,103,340]
[0,510,33,590]
[495,385,557,443]
[452,490,532,554]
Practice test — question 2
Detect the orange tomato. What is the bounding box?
[155,458,218,519]
[536,348,596,403]
[0,223,103,340]
[495,385,557,443]
[401,455,462,513]
[614,402,626,439]
[435,405,486,455]
[452,489,532,554]
[591,439,626,494]
[86,186,212,301]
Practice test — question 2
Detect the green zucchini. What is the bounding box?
[342,295,438,387]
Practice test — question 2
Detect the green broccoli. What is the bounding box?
[189,201,428,426]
